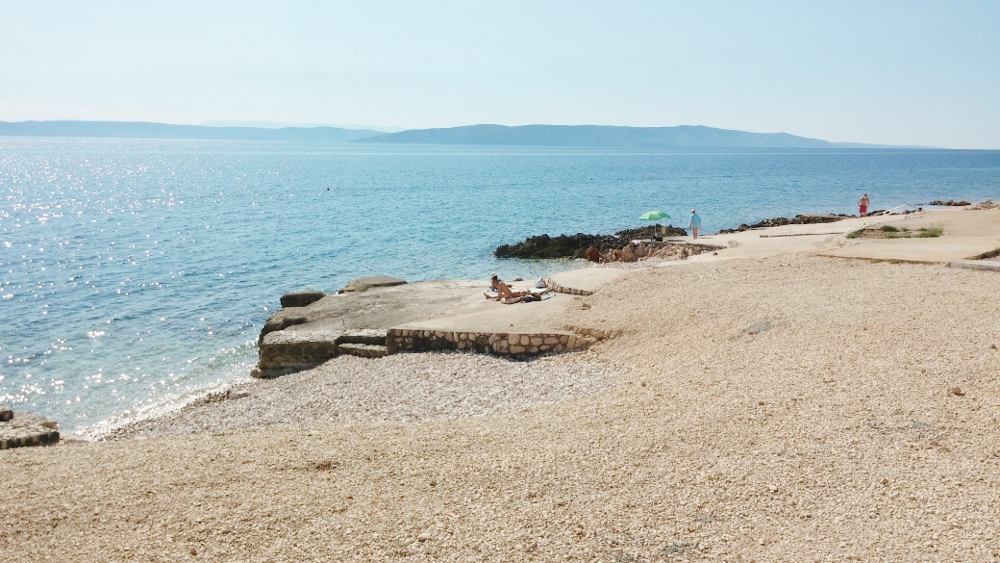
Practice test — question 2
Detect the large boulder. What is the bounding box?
[340,276,407,294]
[280,290,325,308]
[621,244,637,262]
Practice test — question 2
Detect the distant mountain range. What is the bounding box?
[359,124,844,148]
[0,120,380,142]
[0,120,917,148]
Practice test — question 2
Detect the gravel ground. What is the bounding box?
[2,255,999,561]
[106,352,621,439]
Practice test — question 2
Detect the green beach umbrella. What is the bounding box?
[639,210,670,221]
[639,210,671,238]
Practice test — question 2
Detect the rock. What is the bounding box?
[948,386,965,396]
[621,243,636,262]
[280,290,325,308]
[930,200,971,206]
[745,320,772,334]
[585,247,600,262]
[340,276,406,293]
[0,407,12,422]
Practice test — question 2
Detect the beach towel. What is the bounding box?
[485,287,550,300]
[501,293,554,305]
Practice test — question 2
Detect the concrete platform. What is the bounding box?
[254,274,620,377]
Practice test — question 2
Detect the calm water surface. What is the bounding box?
[1,138,997,435]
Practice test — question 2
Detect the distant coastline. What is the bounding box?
[0,120,380,143]
[0,120,939,149]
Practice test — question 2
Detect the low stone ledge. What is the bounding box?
[339,328,389,345]
[387,328,595,358]
[255,329,345,378]
[0,412,60,450]
[259,311,310,344]
[949,260,1000,272]
[338,343,390,358]
[549,281,593,296]
[339,276,407,294]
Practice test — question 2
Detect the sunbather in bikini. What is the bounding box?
[488,273,548,302]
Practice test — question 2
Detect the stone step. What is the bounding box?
[1,412,60,450]
[338,328,388,345]
[338,343,391,358]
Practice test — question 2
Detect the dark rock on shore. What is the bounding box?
[717,213,850,234]
[930,200,971,206]
[494,224,686,259]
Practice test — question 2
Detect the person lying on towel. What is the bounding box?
[487,273,548,303]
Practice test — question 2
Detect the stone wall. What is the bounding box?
[388,328,595,357]
[548,281,593,296]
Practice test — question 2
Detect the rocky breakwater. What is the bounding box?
[0,406,60,449]
[718,213,851,234]
[495,224,687,259]
[592,240,721,263]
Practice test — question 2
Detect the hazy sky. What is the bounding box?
[2,1,998,148]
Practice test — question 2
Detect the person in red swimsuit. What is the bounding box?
[857,193,870,215]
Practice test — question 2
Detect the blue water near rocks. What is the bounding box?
[1,137,998,436]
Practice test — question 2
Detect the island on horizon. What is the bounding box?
[0,120,936,149]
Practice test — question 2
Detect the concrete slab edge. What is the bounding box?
[816,254,946,266]
[948,260,1000,272]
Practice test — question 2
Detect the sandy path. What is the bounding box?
[2,255,999,561]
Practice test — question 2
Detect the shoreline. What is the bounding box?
[3,201,1000,559]
[15,200,1000,442]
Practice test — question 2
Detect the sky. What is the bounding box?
[1,1,998,148]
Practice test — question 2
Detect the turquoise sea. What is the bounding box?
[2,138,998,436]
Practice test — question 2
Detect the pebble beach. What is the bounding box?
[2,208,1000,561]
